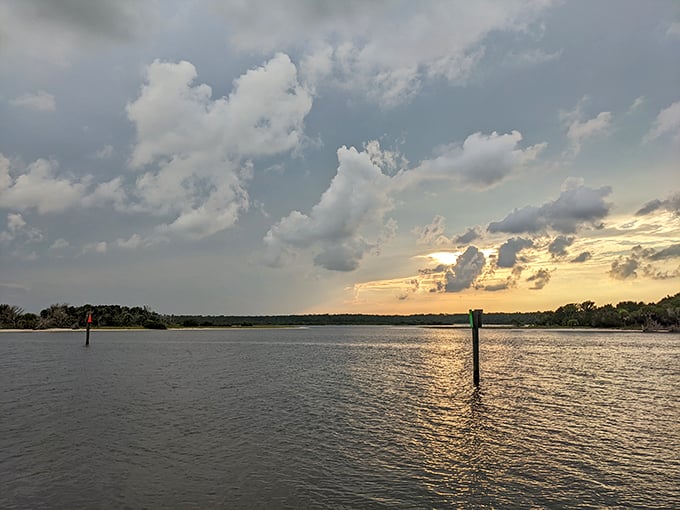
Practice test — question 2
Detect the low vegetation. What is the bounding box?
[1,293,678,330]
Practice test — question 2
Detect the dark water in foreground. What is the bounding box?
[1,327,678,509]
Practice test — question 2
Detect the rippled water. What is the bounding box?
[1,327,678,508]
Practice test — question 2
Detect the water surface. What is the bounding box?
[1,327,678,508]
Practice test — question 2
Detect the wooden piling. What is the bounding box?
[469,309,483,386]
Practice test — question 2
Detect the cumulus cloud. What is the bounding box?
[497,237,533,268]
[571,251,592,263]
[644,100,680,145]
[127,54,312,239]
[214,1,551,107]
[413,215,449,245]
[0,153,126,215]
[548,235,575,258]
[264,144,394,271]
[396,130,545,190]
[488,184,612,234]
[526,268,551,289]
[635,192,680,216]
[443,246,486,292]
[0,155,87,214]
[265,129,545,271]
[9,91,56,112]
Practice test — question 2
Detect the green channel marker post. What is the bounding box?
[469,309,483,386]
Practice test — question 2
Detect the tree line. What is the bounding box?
[1,292,679,330]
[0,303,166,330]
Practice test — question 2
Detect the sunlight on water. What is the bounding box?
[1,327,678,508]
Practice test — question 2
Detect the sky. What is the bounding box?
[1,0,679,315]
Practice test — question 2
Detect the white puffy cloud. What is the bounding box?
[396,130,544,190]
[488,184,612,234]
[265,130,544,271]
[264,144,394,271]
[9,91,56,112]
[215,1,552,107]
[0,156,87,214]
[644,100,680,145]
[127,54,312,238]
[128,54,312,167]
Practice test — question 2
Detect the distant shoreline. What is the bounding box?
[2,325,674,334]
[0,326,307,333]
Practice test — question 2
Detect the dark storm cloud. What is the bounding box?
[526,268,551,289]
[571,251,592,263]
[548,235,575,258]
[442,246,486,292]
[609,243,680,280]
[455,227,480,245]
[635,193,680,216]
[609,256,639,280]
[647,243,680,261]
[488,185,612,234]
[6,0,158,42]
[418,264,448,275]
[497,237,533,268]
[483,282,509,291]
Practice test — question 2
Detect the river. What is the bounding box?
[1,327,678,508]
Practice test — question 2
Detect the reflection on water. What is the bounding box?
[1,327,678,508]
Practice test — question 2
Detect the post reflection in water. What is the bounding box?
[410,330,498,507]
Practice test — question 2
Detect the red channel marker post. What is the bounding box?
[86,313,92,346]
